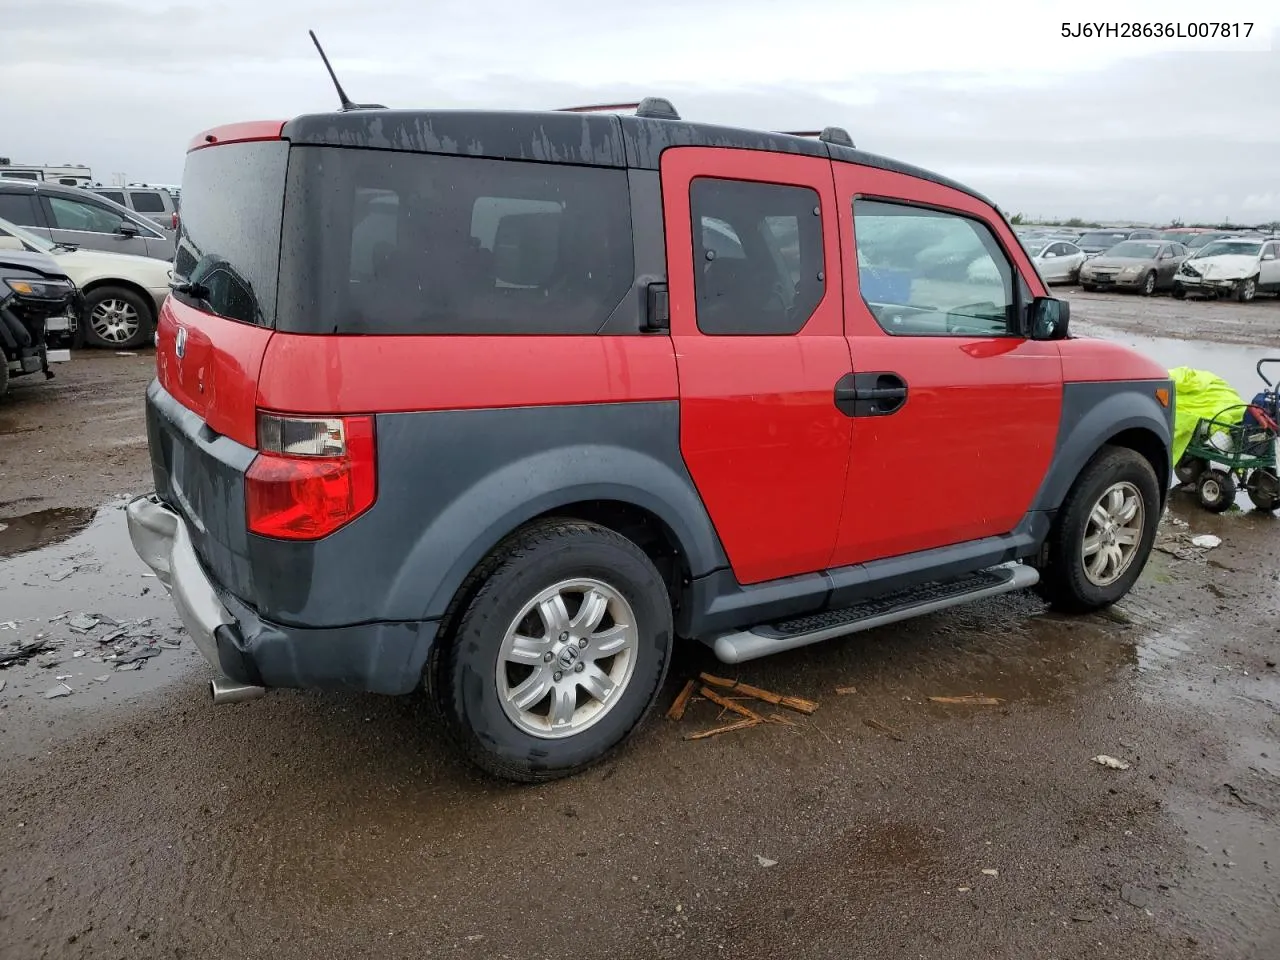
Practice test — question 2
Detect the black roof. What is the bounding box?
[280,108,993,207]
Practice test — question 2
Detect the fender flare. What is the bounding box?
[385,442,728,623]
[1031,386,1172,512]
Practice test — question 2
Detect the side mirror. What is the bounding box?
[1027,296,1069,341]
[117,221,139,238]
[1044,251,1057,258]
[1263,253,1276,261]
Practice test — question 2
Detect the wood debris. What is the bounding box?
[835,686,858,695]
[666,673,819,741]
[928,695,1004,706]
[863,717,905,741]
[683,718,761,741]
[666,679,697,721]
[699,673,818,715]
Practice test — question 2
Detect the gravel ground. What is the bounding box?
[1,291,1277,960]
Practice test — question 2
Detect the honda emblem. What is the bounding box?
[175,325,187,359]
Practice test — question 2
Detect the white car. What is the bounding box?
[0,215,170,348]
[1172,237,1280,302]
[1025,238,1086,284]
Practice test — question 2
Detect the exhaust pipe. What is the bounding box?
[209,676,267,705]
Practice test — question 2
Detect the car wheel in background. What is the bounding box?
[1081,283,1096,292]
[1236,277,1257,303]
[83,286,154,350]
[1141,271,1156,296]
[1172,283,1186,300]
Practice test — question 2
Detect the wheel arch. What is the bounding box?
[1032,383,1173,515]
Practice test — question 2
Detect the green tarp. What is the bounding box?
[1169,366,1246,464]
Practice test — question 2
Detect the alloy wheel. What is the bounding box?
[1081,481,1145,587]
[90,298,141,344]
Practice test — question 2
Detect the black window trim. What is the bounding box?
[687,174,829,338]
[850,192,1030,340]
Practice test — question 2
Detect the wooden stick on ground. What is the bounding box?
[666,679,697,721]
[863,717,905,742]
[684,718,761,741]
[928,695,1003,706]
[699,673,819,715]
[699,685,766,723]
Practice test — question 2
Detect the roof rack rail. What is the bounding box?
[556,97,681,120]
[776,126,855,148]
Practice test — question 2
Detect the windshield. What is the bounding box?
[1022,239,1049,255]
[1193,240,1262,259]
[1106,241,1161,259]
[0,215,57,254]
[1185,233,1227,249]
[1078,231,1128,246]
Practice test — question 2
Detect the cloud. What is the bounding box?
[2,0,1277,222]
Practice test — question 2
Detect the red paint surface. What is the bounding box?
[829,161,1064,564]
[187,120,286,153]
[155,298,273,448]
[1059,336,1170,383]
[661,147,853,584]
[256,334,678,414]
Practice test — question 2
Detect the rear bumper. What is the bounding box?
[125,494,438,695]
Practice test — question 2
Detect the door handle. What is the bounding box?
[834,372,908,418]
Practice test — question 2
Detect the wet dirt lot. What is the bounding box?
[1,294,1278,960]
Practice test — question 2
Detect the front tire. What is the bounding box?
[1036,446,1160,613]
[1081,283,1096,292]
[1196,468,1237,513]
[1141,271,1157,296]
[1172,283,1186,300]
[83,286,154,350]
[1236,276,1258,303]
[434,520,673,782]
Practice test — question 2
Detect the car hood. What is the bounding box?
[0,248,71,281]
[1182,254,1258,279]
[51,247,170,287]
[1085,256,1155,269]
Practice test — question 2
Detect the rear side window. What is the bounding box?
[173,141,288,327]
[130,191,166,213]
[853,199,1015,337]
[47,196,127,235]
[277,147,634,335]
[689,178,824,336]
[0,192,41,227]
[98,190,126,206]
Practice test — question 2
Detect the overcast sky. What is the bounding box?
[4,0,1277,223]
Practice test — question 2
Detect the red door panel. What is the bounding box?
[828,163,1063,566]
[661,147,852,585]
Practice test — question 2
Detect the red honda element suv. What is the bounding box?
[128,99,1173,781]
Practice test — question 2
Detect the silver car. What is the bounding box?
[0,180,174,261]
[88,185,179,232]
[1079,240,1187,295]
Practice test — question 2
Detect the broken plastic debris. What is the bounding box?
[67,614,100,631]
[981,868,999,877]
[755,855,778,868]
[73,650,85,658]
[92,675,110,683]
[1190,534,1222,549]
[114,646,162,664]
[0,621,17,630]
[1092,755,1131,770]
[55,674,73,680]
[48,565,80,582]
[114,661,143,672]
[44,683,73,699]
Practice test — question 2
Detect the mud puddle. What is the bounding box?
[0,498,197,750]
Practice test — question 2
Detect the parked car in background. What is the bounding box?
[1183,231,1235,252]
[0,240,77,397]
[0,215,170,348]
[87,184,180,231]
[1027,238,1086,284]
[0,180,174,261]
[1173,237,1280,302]
[1078,240,1188,295]
[1076,228,1161,257]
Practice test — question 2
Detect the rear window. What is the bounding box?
[173,141,288,326]
[130,191,166,213]
[97,190,126,206]
[276,146,634,335]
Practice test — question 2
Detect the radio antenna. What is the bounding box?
[308,30,386,111]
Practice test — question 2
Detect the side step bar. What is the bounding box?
[704,563,1040,664]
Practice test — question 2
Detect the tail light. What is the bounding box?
[171,211,180,230]
[245,412,376,540]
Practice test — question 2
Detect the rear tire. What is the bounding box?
[83,286,154,350]
[1245,469,1279,513]
[1196,468,1237,513]
[1035,446,1160,613]
[433,520,672,782]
